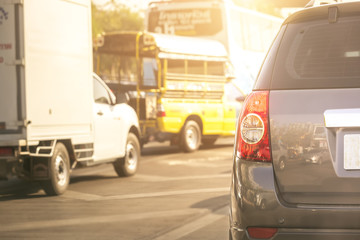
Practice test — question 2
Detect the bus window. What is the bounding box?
[141,58,158,89]
[96,54,138,83]
[207,61,224,76]
[167,59,185,74]
[230,8,280,53]
[188,60,204,75]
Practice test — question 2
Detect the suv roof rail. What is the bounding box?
[305,0,341,7]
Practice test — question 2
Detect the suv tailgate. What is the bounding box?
[268,5,360,205]
[270,89,360,205]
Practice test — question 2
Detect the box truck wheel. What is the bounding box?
[41,142,70,195]
[181,120,201,152]
[113,133,140,177]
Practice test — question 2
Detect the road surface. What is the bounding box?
[0,138,235,240]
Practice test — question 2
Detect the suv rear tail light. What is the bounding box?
[247,227,278,239]
[236,91,271,162]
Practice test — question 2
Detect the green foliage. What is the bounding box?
[91,1,144,39]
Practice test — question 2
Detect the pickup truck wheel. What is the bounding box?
[41,142,70,196]
[181,120,201,152]
[113,133,140,177]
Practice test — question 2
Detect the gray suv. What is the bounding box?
[230,2,360,239]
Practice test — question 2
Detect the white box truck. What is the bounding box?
[0,0,141,195]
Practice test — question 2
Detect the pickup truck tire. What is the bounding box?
[41,142,70,196]
[181,120,201,152]
[113,133,140,177]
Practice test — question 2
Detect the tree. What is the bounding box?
[91,1,144,39]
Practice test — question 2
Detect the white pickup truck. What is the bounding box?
[0,0,141,195]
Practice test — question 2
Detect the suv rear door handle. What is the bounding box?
[97,111,103,116]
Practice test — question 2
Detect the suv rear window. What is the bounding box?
[271,16,360,90]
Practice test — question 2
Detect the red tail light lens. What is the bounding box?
[0,147,14,157]
[236,91,271,162]
[157,103,166,117]
[247,227,277,239]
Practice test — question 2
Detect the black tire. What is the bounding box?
[41,142,70,196]
[201,136,218,146]
[113,133,140,177]
[181,120,201,152]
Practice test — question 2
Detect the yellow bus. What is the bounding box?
[94,31,237,152]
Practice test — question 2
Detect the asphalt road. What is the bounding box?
[0,138,235,240]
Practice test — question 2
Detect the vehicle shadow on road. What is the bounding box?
[142,143,233,156]
[69,174,119,184]
[191,194,230,215]
[141,145,180,156]
[0,180,45,201]
[200,143,234,151]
